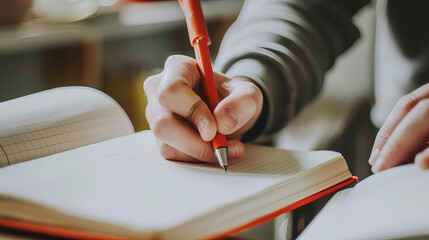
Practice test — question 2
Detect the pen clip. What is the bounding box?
[178,0,211,47]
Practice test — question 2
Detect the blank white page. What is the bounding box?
[0,87,134,167]
[299,164,429,240]
[0,131,344,236]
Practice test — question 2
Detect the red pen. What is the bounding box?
[178,0,228,172]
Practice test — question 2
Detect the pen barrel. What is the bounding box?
[212,132,227,149]
[194,39,228,149]
[194,39,217,112]
[178,0,211,46]
[179,0,227,150]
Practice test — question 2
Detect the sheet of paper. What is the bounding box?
[0,131,342,233]
[0,87,133,167]
[299,164,429,240]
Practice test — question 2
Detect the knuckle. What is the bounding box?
[376,130,390,142]
[158,81,182,105]
[186,100,205,119]
[165,55,193,67]
[143,75,156,88]
[182,60,197,72]
[165,55,181,66]
[164,55,199,88]
[397,94,418,112]
[179,61,199,86]
[143,75,160,93]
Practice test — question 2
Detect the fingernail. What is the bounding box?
[197,116,207,137]
[368,148,380,165]
[371,157,385,173]
[227,142,240,159]
[220,108,238,130]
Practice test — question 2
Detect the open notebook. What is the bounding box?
[299,164,429,240]
[0,87,356,240]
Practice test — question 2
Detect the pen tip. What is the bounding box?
[215,147,229,172]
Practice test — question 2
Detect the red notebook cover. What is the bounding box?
[0,177,357,240]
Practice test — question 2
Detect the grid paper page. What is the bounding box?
[0,87,134,167]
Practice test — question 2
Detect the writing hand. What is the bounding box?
[143,55,263,163]
[369,82,429,173]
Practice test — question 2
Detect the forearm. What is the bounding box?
[214,0,369,140]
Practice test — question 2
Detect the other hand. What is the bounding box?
[369,82,429,173]
[143,55,263,164]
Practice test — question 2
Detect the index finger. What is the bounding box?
[157,55,217,141]
[371,99,429,173]
[158,55,202,114]
[369,84,429,165]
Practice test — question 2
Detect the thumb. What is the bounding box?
[214,79,263,136]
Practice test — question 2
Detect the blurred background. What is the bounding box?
[0,0,377,239]
[0,0,241,131]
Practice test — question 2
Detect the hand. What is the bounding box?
[369,82,429,173]
[143,55,263,164]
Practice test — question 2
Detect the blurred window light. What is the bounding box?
[97,0,119,7]
[32,0,113,23]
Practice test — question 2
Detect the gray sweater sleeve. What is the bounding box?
[214,0,369,140]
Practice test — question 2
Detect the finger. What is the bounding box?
[147,96,246,163]
[415,146,429,169]
[145,97,214,163]
[145,69,247,163]
[143,73,161,99]
[371,99,429,173]
[156,139,245,163]
[150,112,217,163]
[156,139,200,162]
[369,83,429,165]
[214,78,263,135]
[157,55,216,141]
